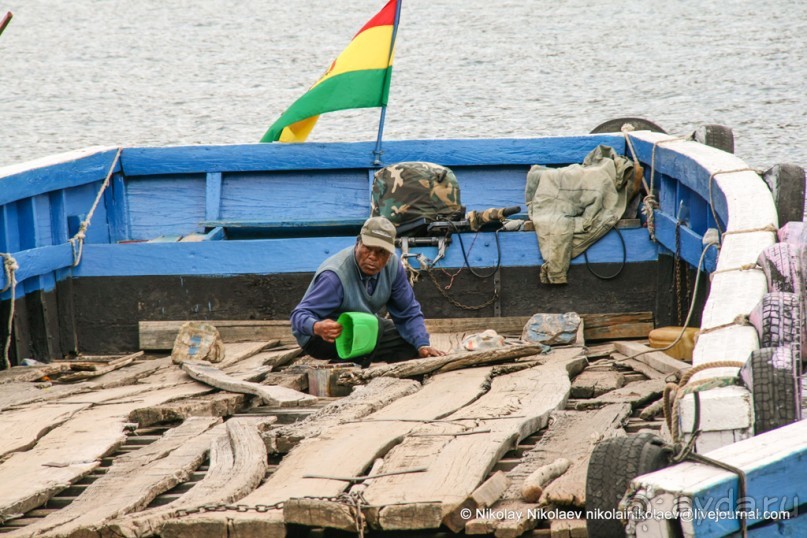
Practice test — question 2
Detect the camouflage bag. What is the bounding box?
[371,162,463,225]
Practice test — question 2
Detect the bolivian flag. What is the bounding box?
[261,0,400,143]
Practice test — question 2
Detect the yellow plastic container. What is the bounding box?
[648,326,699,362]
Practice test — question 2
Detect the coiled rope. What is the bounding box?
[1,253,18,370]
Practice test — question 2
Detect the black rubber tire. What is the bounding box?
[585,433,672,537]
[693,124,735,154]
[763,163,806,225]
[590,117,667,134]
[756,243,801,294]
[756,291,803,362]
[740,347,801,435]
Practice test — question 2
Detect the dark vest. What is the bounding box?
[295,246,398,346]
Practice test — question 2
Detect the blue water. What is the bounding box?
[1,0,805,169]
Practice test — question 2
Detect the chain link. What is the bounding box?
[175,500,285,517]
[173,493,370,537]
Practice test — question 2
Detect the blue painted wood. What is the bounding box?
[219,170,369,222]
[106,173,130,243]
[628,135,729,227]
[205,172,222,221]
[0,148,121,206]
[654,210,718,273]
[49,191,69,244]
[747,514,807,537]
[64,182,112,245]
[120,136,625,176]
[71,228,656,277]
[454,165,531,211]
[687,460,806,538]
[1,204,20,253]
[125,175,206,240]
[0,244,72,292]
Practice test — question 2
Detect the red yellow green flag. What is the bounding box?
[260,1,399,143]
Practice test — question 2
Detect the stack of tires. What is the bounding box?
[745,220,806,435]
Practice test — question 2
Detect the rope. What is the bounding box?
[644,136,691,241]
[1,254,18,370]
[721,223,778,239]
[663,361,746,442]
[69,148,122,266]
[709,263,761,279]
[616,241,718,365]
[698,315,751,335]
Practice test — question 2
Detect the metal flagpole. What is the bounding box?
[372,0,403,166]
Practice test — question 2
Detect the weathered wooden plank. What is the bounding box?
[165,367,496,538]
[0,363,70,384]
[467,405,630,535]
[56,351,143,382]
[128,392,246,427]
[216,341,278,369]
[2,417,222,538]
[0,381,213,519]
[223,346,303,382]
[101,417,272,538]
[574,379,666,410]
[261,371,308,392]
[521,459,571,502]
[139,313,653,350]
[139,320,295,349]
[443,471,511,532]
[429,332,469,353]
[264,377,421,454]
[582,312,653,341]
[0,403,88,459]
[338,344,550,385]
[613,353,669,380]
[364,350,588,531]
[0,382,89,412]
[549,518,588,538]
[614,341,691,378]
[569,369,625,398]
[182,360,316,407]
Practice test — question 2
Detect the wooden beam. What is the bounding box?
[362,351,587,531]
[338,344,551,386]
[167,368,495,538]
[466,405,630,535]
[102,417,272,538]
[182,361,316,407]
[9,417,222,537]
[128,393,246,427]
[138,312,655,350]
[614,341,691,378]
[574,379,665,410]
[628,419,807,538]
[264,377,421,454]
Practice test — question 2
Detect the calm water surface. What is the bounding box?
[1,0,805,168]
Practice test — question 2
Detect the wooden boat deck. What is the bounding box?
[0,318,701,538]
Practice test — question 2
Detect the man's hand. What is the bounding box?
[418,345,446,358]
[313,319,342,343]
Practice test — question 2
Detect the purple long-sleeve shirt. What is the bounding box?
[290,259,430,349]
